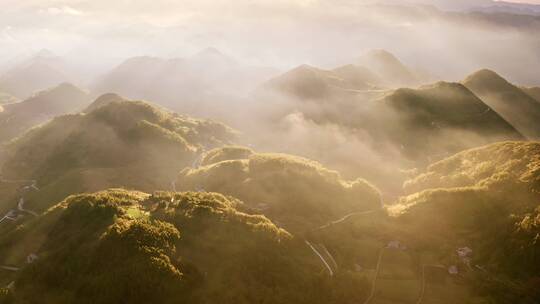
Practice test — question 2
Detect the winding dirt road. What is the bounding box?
[305,240,334,276]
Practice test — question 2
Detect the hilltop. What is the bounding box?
[0,83,90,143]
[262,63,382,102]
[0,100,237,212]
[356,49,421,87]
[83,93,128,113]
[0,189,370,303]
[463,69,540,139]
[369,81,523,162]
[176,146,381,231]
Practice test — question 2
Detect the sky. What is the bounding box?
[0,0,539,84]
[501,1,540,3]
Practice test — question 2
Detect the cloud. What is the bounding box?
[45,6,83,16]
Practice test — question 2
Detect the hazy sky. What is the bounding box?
[501,1,540,3]
[1,0,539,84]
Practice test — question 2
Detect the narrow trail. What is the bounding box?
[18,197,38,217]
[0,266,19,272]
[306,207,381,277]
[0,175,39,275]
[305,240,334,276]
[320,244,338,271]
[0,210,16,224]
[0,176,39,222]
[416,264,445,304]
[364,248,384,304]
[316,210,376,230]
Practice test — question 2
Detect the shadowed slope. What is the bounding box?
[464,69,540,139]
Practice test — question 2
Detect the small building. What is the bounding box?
[386,240,406,250]
[387,240,401,249]
[26,253,38,264]
[457,247,473,258]
[448,265,459,275]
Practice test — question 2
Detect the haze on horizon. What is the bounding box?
[1,0,540,85]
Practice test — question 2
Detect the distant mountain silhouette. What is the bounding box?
[356,49,421,87]
[0,83,90,143]
[0,51,74,99]
[92,48,278,116]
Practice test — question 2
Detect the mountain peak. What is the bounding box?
[85,93,128,113]
[357,49,418,87]
[46,82,85,95]
[463,69,511,91]
[363,49,399,61]
[465,68,503,80]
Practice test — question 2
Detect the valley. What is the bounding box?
[1,1,540,303]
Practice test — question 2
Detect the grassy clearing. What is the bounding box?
[124,206,149,220]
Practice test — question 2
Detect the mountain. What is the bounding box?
[332,64,383,90]
[463,69,540,139]
[262,64,352,101]
[0,100,237,212]
[0,189,369,303]
[356,49,421,87]
[389,142,540,301]
[0,83,90,143]
[176,146,381,231]
[470,1,540,15]
[254,75,524,195]
[0,52,74,99]
[259,63,385,104]
[83,93,128,113]
[367,81,523,162]
[92,48,278,117]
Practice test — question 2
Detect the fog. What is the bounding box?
[1,0,540,195]
[1,0,540,84]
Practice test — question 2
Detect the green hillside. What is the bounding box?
[463,69,540,139]
[176,146,381,231]
[0,100,236,213]
[0,189,370,304]
[387,142,540,301]
[369,82,523,162]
